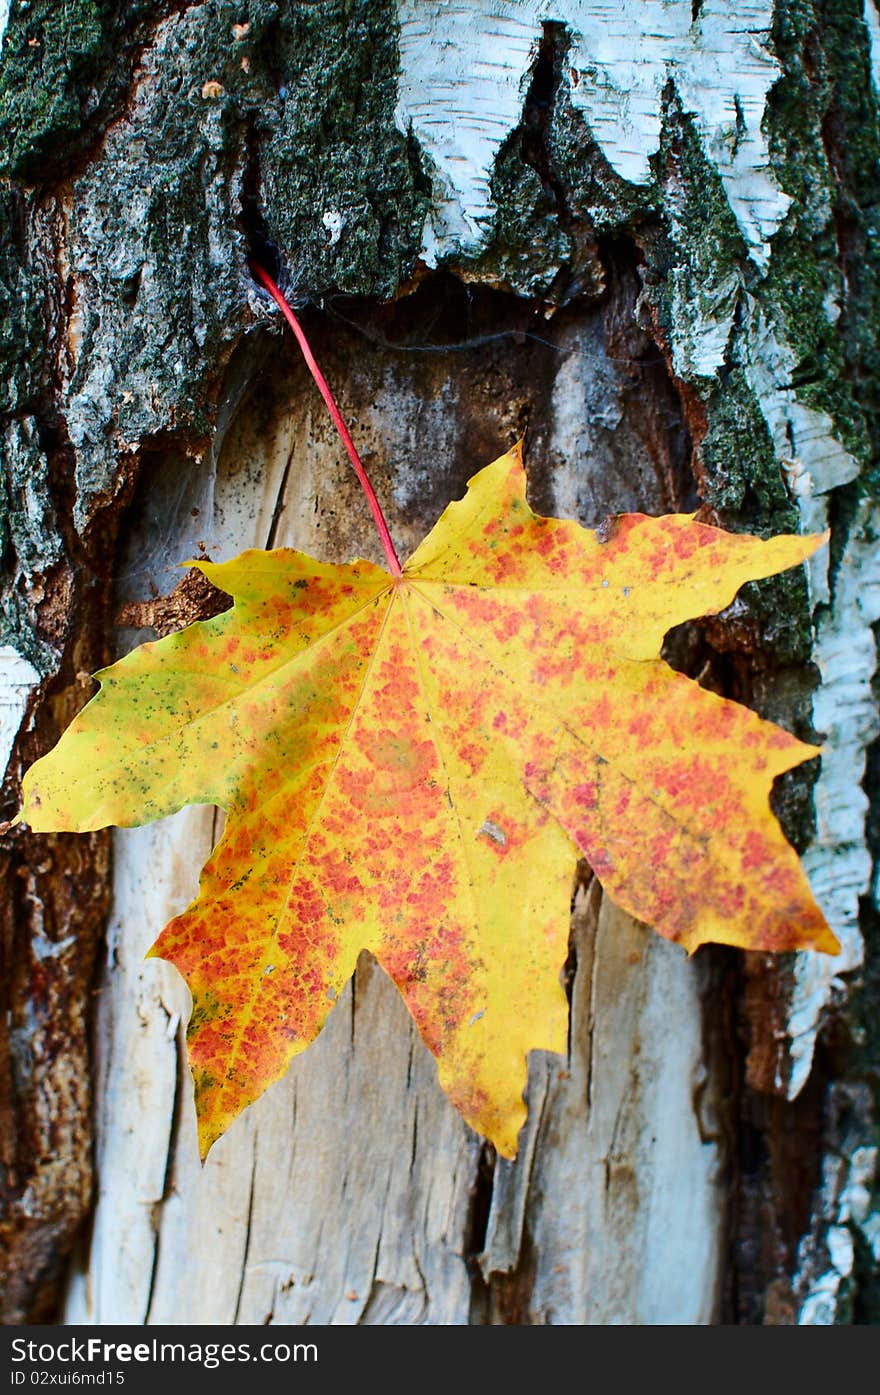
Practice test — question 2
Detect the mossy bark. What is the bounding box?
[1,0,877,1323]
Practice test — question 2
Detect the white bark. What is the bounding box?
[0,646,39,783]
[397,0,789,268]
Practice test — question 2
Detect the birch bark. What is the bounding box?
[1,0,877,1324]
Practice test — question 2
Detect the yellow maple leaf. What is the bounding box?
[19,442,836,1161]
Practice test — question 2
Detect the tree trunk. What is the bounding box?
[1,0,878,1325]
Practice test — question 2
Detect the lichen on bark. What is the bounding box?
[0,0,166,182]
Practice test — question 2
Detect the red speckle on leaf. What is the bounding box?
[742,830,771,872]
[572,782,598,810]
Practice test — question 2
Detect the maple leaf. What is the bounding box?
[19,442,836,1161]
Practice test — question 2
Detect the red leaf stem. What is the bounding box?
[250,262,403,578]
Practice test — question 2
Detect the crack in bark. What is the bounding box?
[232,1143,259,1325]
